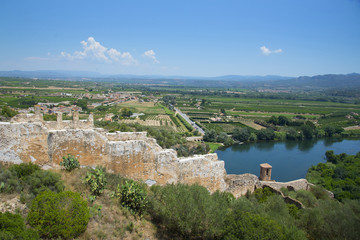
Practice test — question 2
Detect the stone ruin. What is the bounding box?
[0,111,313,197]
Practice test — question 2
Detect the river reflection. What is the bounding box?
[216,138,360,182]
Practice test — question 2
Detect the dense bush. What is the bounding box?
[204,129,233,145]
[26,170,64,197]
[149,184,232,239]
[0,163,63,200]
[0,212,39,240]
[256,128,275,140]
[307,151,360,200]
[223,211,286,240]
[9,162,40,179]
[60,154,80,171]
[0,167,22,193]
[298,199,360,240]
[173,142,210,157]
[1,105,18,118]
[113,180,148,217]
[233,127,251,142]
[85,166,107,196]
[27,191,90,239]
[286,128,302,140]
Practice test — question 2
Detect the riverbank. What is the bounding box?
[216,138,360,182]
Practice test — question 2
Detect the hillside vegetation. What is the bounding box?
[1,156,359,240]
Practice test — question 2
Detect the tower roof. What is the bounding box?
[260,163,272,168]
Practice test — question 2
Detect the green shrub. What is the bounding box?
[1,105,18,118]
[254,187,276,203]
[298,199,360,240]
[9,162,40,179]
[0,169,22,193]
[0,164,63,199]
[60,154,80,171]
[26,170,64,197]
[223,211,286,240]
[293,190,317,208]
[0,212,39,240]
[85,166,107,196]
[27,191,90,239]
[149,184,231,239]
[113,180,148,217]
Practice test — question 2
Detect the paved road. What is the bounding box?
[174,106,205,135]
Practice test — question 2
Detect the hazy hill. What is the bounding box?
[0,71,359,90]
[263,73,360,90]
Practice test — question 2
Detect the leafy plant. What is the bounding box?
[223,211,286,240]
[0,163,63,200]
[113,180,148,217]
[27,191,90,239]
[26,170,64,197]
[0,212,39,239]
[1,105,18,118]
[149,184,231,239]
[85,166,107,196]
[60,154,80,171]
[9,162,40,179]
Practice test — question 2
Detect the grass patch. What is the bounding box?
[206,142,223,152]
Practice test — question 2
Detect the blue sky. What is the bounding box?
[0,0,359,77]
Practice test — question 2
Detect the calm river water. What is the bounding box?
[215,138,360,182]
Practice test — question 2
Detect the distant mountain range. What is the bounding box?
[0,70,359,89]
[0,70,293,81]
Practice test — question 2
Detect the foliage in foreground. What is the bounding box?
[223,211,286,240]
[0,212,39,240]
[0,163,64,202]
[149,184,234,239]
[27,190,90,239]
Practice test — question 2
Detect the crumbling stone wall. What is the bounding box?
[0,113,320,197]
[0,114,229,193]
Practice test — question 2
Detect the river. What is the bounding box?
[215,138,360,182]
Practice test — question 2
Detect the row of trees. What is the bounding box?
[203,129,234,146]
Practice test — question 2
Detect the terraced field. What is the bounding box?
[176,95,360,132]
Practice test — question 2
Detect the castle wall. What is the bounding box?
[1,116,316,197]
[0,122,49,165]
[0,119,232,193]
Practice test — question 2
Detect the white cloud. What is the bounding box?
[142,50,160,63]
[61,37,137,65]
[260,46,282,56]
[108,48,137,65]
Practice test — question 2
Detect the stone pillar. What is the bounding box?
[259,163,272,181]
[88,112,94,127]
[34,105,43,121]
[56,112,63,129]
[73,111,79,128]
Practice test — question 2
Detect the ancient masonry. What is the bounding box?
[0,111,312,197]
